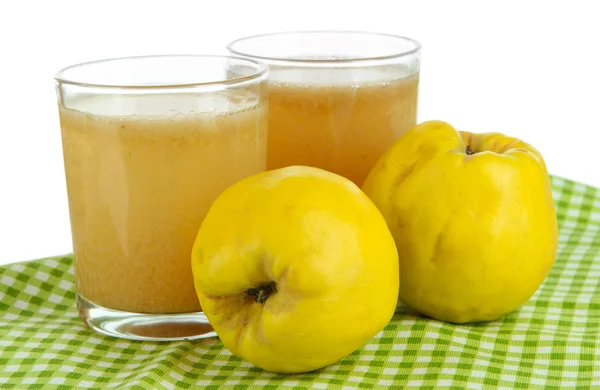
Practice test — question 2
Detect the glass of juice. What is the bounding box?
[228,31,420,185]
[54,55,268,340]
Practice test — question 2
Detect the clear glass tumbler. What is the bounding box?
[228,31,420,186]
[55,55,268,341]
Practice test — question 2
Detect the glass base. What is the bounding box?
[77,294,216,341]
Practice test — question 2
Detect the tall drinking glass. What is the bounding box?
[228,31,420,185]
[55,55,268,340]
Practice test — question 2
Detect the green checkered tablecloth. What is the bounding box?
[1,176,599,389]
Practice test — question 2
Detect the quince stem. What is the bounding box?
[247,281,277,304]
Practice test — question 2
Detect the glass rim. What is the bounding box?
[54,54,269,90]
[227,30,421,64]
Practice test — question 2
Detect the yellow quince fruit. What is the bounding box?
[362,121,558,323]
[191,166,399,373]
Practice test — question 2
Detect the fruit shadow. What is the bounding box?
[392,302,521,330]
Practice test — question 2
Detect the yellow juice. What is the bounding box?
[268,67,419,185]
[59,95,267,314]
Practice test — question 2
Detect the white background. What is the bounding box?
[1,0,599,265]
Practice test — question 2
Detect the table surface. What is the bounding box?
[1,175,599,389]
